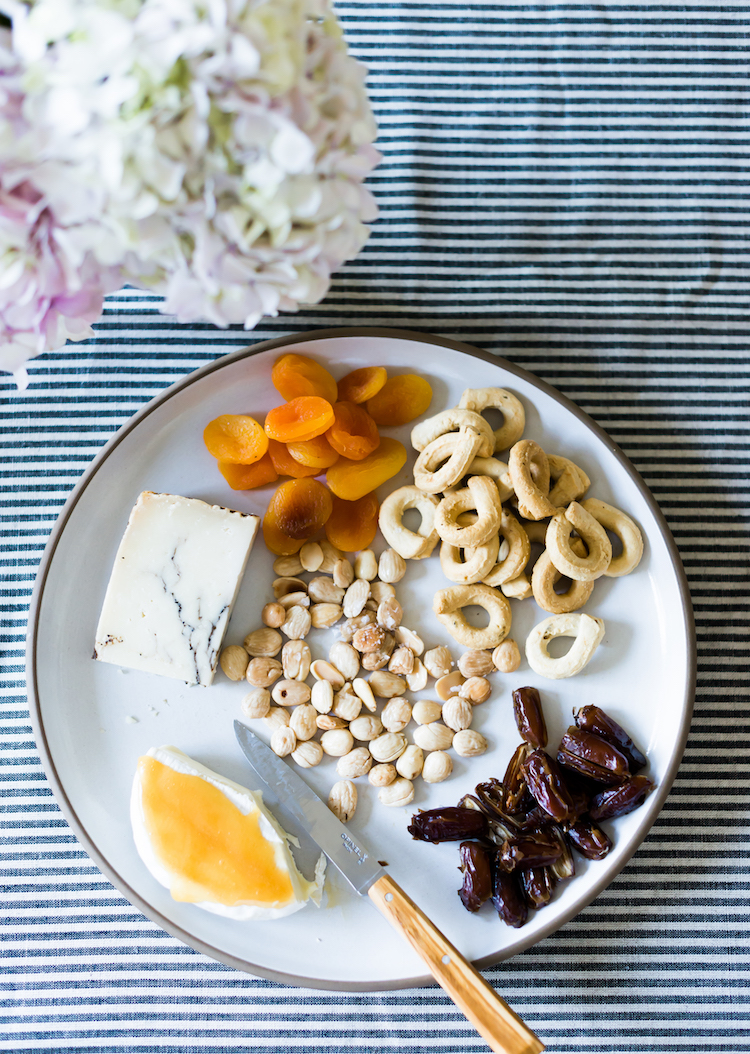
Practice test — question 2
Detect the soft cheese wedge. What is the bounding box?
[131,746,325,920]
[95,492,259,686]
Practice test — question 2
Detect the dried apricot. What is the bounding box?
[265,396,335,443]
[267,439,320,479]
[218,453,278,490]
[204,414,268,464]
[326,401,380,461]
[272,353,337,404]
[326,436,407,501]
[337,366,387,404]
[325,492,379,552]
[367,375,433,427]
[287,434,340,470]
[262,478,333,555]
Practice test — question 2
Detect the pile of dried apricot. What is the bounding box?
[203,353,433,556]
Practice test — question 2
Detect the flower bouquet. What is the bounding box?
[0,0,380,386]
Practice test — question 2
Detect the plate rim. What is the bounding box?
[26,325,697,991]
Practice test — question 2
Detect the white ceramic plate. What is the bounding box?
[27,329,695,990]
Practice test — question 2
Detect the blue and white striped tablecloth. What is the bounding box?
[3,3,749,1051]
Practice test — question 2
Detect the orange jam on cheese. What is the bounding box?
[137,756,295,907]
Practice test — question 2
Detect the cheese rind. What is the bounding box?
[94,492,259,686]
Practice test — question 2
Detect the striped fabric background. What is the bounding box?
[3,2,749,1051]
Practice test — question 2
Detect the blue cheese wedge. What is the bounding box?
[94,492,259,686]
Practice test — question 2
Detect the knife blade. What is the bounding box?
[233,719,385,896]
[234,721,545,1054]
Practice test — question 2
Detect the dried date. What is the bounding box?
[407,806,488,843]
[458,842,493,913]
[491,865,528,928]
[520,866,554,910]
[574,705,647,771]
[589,775,655,821]
[557,727,630,786]
[567,818,613,860]
[522,749,576,823]
[502,742,535,814]
[496,831,563,873]
[512,686,548,749]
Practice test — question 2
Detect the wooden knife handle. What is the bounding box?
[368,873,544,1054]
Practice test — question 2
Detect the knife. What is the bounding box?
[234,720,544,1054]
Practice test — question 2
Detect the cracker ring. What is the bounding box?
[433,583,512,650]
[548,454,590,507]
[439,515,500,585]
[379,486,440,560]
[525,613,605,679]
[482,509,531,587]
[434,475,503,548]
[413,428,485,494]
[508,440,560,520]
[581,497,644,577]
[546,501,612,582]
[501,573,532,600]
[458,387,525,451]
[411,409,495,457]
[531,538,594,613]
[444,456,514,501]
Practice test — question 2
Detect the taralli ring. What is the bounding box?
[440,514,500,585]
[525,613,606,679]
[378,486,440,560]
[411,408,495,457]
[581,497,644,577]
[458,387,526,451]
[433,583,512,649]
[443,456,514,502]
[548,454,590,507]
[413,428,485,493]
[531,538,594,613]
[434,475,503,548]
[483,509,531,586]
[501,572,532,600]
[546,501,613,581]
[508,440,560,520]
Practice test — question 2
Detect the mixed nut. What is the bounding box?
[408,688,655,928]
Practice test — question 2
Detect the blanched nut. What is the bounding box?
[546,501,612,582]
[278,591,309,610]
[378,777,415,808]
[317,714,348,731]
[458,387,526,452]
[339,611,375,642]
[328,780,357,822]
[272,576,306,599]
[369,763,397,787]
[368,670,406,698]
[310,603,344,629]
[349,715,383,741]
[370,581,396,604]
[413,722,454,752]
[378,486,440,560]
[311,679,334,714]
[310,659,346,690]
[262,602,287,629]
[270,725,296,757]
[353,624,387,653]
[273,554,304,577]
[531,537,594,614]
[272,679,311,707]
[378,548,406,583]
[337,747,373,779]
[482,509,531,587]
[289,703,317,741]
[508,440,560,521]
[453,729,488,757]
[525,613,606,679]
[343,578,371,618]
[439,519,499,585]
[405,657,428,691]
[433,583,512,650]
[352,677,378,713]
[381,697,412,732]
[318,539,344,574]
[299,540,324,572]
[377,596,403,633]
[581,497,644,578]
[458,676,491,704]
[333,558,354,589]
[434,476,503,549]
[308,576,345,604]
[388,645,415,676]
[548,454,590,508]
[361,645,393,673]
[241,687,271,719]
[492,639,521,673]
[354,550,378,581]
[444,456,514,504]
[265,707,290,732]
[220,644,249,681]
[244,627,283,657]
[413,428,486,494]
[424,646,453,679]
[412,699,443,725]
[458,649,495,678]
[292,739,324,768]
[246,656,283,687]
[422,750,453,784]
[441,697,474,731]
[369,732,408,763]
[435,671,464,701]
[329,641,360,681]
[280,605,312,640]
[332,685,362,722]
[281,640,311,680]
[320,728,355,756]
[394,626,424,655]
[411,407,495,456]
[396,744,424,780]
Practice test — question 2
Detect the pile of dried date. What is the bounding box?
[407,687,655,928]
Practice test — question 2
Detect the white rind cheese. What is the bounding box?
[94,492,259,686]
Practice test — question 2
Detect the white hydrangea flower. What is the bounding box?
[0,0,380,382]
